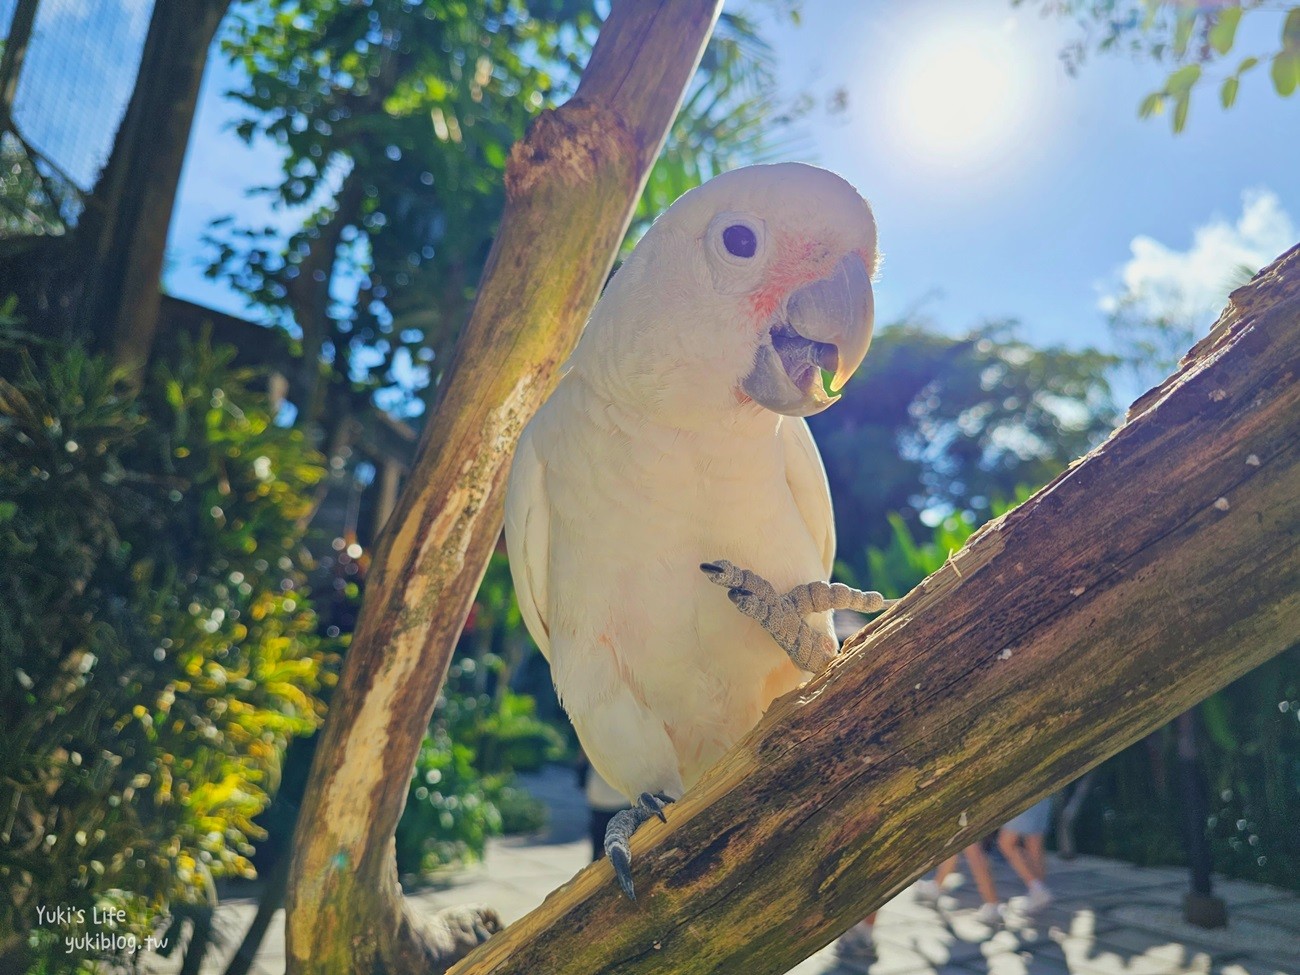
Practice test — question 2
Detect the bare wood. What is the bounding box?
[283,3,724,973]
[449,245,1300,975]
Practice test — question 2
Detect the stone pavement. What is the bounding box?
[145,765,1299,974]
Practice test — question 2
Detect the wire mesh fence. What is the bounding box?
[0,0,154,236]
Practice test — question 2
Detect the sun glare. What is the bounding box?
[888,20,1034,168]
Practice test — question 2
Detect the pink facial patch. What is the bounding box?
[747,234,842,323]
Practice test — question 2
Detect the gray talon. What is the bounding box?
[609,842,636,899]
[637,791,669,823]
[701,558,891,673]
[603,792,677,900]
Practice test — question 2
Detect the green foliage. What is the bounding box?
[207,1,801,414]
[462,690,566,776]
[444,552,568,773]
[0,326,333,967]
[1196,650,1300,888]
[837,488,1029,595]
[809,320,1118,566]
[491,783,548,836]
[396,690,559,873]
[1023,1,1300,132]
[395,730,503,875]
[836,490,1032,597]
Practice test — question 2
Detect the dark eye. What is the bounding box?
[722,223,757,258]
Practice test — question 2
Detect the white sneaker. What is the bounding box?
[974,901,1004,925]
[1021,883,1053,913]
[834,924,876,971]
[914,878,941,904]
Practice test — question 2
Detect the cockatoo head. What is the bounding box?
[575,163,877,425]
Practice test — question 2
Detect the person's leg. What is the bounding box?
[997,828,1037,891]
[933,854,959,886]
[835,911,879,968]
[1024,832,1053,910]
[1025,832,1048,882]
[962,843,1000,906]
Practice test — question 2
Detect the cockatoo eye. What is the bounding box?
[722,223,758,258]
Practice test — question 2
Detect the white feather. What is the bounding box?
[504,163,875,802]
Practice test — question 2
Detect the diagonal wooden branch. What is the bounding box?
[283,3,725,973]
[449,245,1300,975]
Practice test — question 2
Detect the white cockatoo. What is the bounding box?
[504,163,890,898]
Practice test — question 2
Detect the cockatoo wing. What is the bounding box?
[504,424,551,661]
[780,417,835,577]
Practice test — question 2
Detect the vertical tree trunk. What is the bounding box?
[75,0,233,378]
[1176,710,1228,927]
[283,3,725,973]
[0,0,41,117]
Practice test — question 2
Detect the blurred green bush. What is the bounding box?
[0,325,335,965]
[395,730,503,876]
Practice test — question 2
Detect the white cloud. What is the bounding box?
[1100,189,1297,326]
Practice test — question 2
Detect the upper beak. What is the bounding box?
[741,252,875,416]
[788,251,875,392]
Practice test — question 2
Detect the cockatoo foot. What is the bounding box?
[604,791,675,900]
[700,560,893,673]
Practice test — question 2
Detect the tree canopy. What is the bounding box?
[206,1,800,424]
[810,319,1118,567]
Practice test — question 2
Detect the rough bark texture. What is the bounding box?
[446,245,1300,975]
[283,3,725,973]
[75,0,233,378]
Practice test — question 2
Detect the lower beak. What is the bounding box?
[741,252,875,416]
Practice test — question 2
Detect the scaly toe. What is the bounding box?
[636,792,670,823]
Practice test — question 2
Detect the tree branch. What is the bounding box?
[283,3,726,973]
[448,245,1300,974]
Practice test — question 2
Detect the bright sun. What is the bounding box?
[889,21,1033,166]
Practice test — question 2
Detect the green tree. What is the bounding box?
[1021,1,1300,131]
[809,320,1118,569]
[206,1,799,434]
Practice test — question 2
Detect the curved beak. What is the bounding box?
[741,252,875,417]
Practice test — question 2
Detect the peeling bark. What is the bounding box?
[283,3,725,973]
[445,246,1300,974]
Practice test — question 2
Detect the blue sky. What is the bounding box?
[157,0,1298,401]
[756,2,1298,347]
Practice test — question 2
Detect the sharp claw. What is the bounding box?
[609,844,636,900]
[699,561,724,575]
[638,792,668,823]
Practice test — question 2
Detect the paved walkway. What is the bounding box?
[145,766,1299,974]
